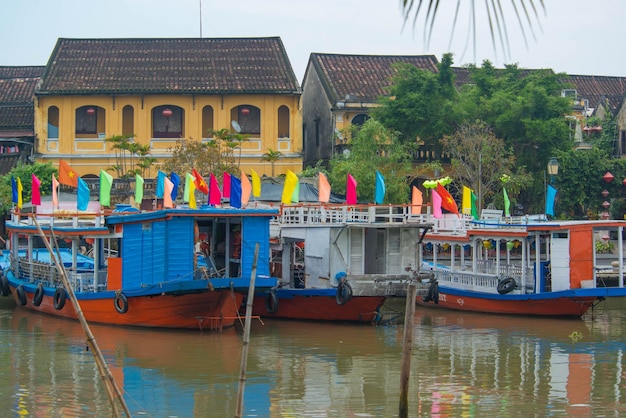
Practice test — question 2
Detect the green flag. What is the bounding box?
[135,174,144,205]
[503,187,510,217]
[99,170,113,207]
[471,191,479,220]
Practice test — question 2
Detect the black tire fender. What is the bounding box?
[336,280,353,305]
[114,292,129,314]
[497,277,517,295]
[0,272,10,297]
[32,284,44,307]
[16,285,27,306]
[53,288,67,310]
[265,290,279,314]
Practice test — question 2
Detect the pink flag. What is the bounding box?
[432,189,442,219]
[240,170,251,206]
[31,174,41,206]
[222,172,231,198]
[318,172,331,203]
[411,186,423,215]
[209,173,221,205]
[346,174,357,205]
[52,173,60,208]
[163,177,174,208]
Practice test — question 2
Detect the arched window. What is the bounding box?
[351,113,370,127]
[153,105,184,138]
[278,105,290,138]
[122,105,134,137]
[202,105,214,138]
[76,105,103,135]
[231,105,260,135]
[48,106,59,139]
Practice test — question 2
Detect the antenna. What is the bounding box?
[199,0,203,37]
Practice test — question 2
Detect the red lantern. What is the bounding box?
[622,178,626,186]
[86,107,95,115]
[602,201,611,208]
[162,108,173,118]
[241,107,250,115]
[604,172,615,182]
[602,189,609,197]
[602,234,611,241]
[601,211,610,220]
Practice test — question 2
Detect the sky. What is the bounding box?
[1,0,624,82]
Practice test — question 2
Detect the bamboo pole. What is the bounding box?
[399,283,417,418]
[32,216,132,417]
[235,242,260,418]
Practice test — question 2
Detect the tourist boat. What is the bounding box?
[415,210,626,317]
[252,203,432,323]
[0,204,279,330]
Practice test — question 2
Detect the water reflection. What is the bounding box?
[1,305,626,416]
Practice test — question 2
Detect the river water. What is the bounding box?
[0,297,625,417]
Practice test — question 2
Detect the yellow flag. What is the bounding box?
[251,169,261,197]
[189,177,197,209]
[462,186,473,216]
[281,170,298,204]
[17,177,23,209]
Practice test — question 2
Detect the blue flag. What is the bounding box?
[546,184,557,217]
[230,175,242,209]
[156,171,166,198]
[170,172,180,201]
[375,171,385,204]
[77,177,90,211]
[11,176,18,204]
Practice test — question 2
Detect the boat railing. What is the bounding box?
[11,210,106,228]
[14,256,108,293]
[433,264,536,294]
[277,203,434,226]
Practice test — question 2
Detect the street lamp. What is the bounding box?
[547,157,559,184]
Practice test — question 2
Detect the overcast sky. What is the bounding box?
[2,0,624,82]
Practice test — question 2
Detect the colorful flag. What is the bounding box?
[282,170,298,204]
[99,170,113,207]
[184,173,193,202]
[240,170,251,206]
[503,187,510,217]
[59,160,79,188]
[188,175,197,209]
[222,172,231,198]
[291,180,300,203]
[411,186,423,215]
[11,176,18,205]
[432,189,442,219]
[462,186,473,216]
[170,172,180,201]
[16,177,23,209]
[251,169,261,198]
[375,171,385,204]
[192,169,209,195]
[546,184,557,217]
[156,171,166,198]
[230,175,242,208]
[77,177,89,211]
[31,174,41,206]
[163,177,174,208]
[346,174,357,205]
[209,173,221,205]
[471,190,479,220]
[52,174,60,208]
[436,182,459,215]
[318,172,331,203]
[135,174,144,205]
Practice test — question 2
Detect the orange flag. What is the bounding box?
[436,182,459,215]
[240,169,251,206]
[411,186,423,215]
[59,160,79,187]
[52,173,60,208]
[192,168,209,195]
[318,172,331,203]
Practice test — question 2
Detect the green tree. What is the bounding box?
[105,134,156,178]
[0,162,57,214]
[328,119,413,203]
[161,135,238,180]
[261,148,282,177]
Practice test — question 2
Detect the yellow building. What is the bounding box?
[34,37,302,179]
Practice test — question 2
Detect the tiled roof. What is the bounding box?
[0,66,42,134]
[38,37,301,95]
[308,53,439,103]
[562,74,626,112]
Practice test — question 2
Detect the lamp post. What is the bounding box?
[545,157,559,218]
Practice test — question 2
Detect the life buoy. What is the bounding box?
[265,291,279,314]
[114,292,129,314]
[53,288,67,310]
[16,285,27,306]
[0,273,10,297]
[32,284,44,307]
[422,280,439,304]
[497,277,517,295]
[336,281,353,305]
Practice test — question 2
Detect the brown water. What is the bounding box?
[0,298,625,417]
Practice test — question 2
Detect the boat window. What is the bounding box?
[552,232,568,239]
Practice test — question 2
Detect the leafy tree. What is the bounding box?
[441,121,529,212]
[105,134,156,178]
[0,162,57,214]
[261,148,282,177]
[161,135,238,180]
[327,119,413,203]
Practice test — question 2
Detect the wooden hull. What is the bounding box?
[251,291,386,323]
[415,287,596,318]
[9,286,244,330]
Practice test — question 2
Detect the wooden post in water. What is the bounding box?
[399,283,417,418]
[33,216,132,417]
[236,242,260,418]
